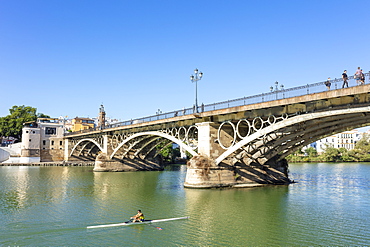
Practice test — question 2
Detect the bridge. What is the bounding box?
[64,73,370,188]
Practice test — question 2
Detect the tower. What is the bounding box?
[98,104,106,129]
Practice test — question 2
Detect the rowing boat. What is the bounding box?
[87,216,189,229]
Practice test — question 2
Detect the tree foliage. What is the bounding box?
[0,105,49,140]
[305,147,317,157]
[351,133,370,161]
[286,135,370,163]
[156,142,181,163]
[320,145,340,162]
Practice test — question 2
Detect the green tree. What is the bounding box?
[0,105,49,140]
[338,147,356,162]
[156,142,182,164]
[351,134,370,161]
[320,145,341,162]
[286,149,305,162]
[305,147,317,157]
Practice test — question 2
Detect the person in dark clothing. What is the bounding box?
[360,70,365,85]
[342,70,348,88]
[325,77,331,90]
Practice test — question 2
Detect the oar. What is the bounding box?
[148,224,163,230]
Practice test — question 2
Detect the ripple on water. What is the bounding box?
[0,165,370,246]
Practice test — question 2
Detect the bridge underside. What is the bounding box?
[68,131,198,172]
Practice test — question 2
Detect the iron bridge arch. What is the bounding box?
[215,106,370,167]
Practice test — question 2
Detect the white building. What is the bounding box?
[315,129,362,153]
[20,118,65,162]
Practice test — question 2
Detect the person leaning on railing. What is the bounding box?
[325,77,331,90]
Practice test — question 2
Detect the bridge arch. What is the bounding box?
[110,131,198,160]
[216,106,370,165]
[70,138,104,157]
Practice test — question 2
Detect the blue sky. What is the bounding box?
[1,0,370,121]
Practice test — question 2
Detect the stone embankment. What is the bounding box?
[0,162,94,167]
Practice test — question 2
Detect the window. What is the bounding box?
[26,131,29,133]
[60,141,63,145]
[29,139,31,142]
[43,140,46,145]
[32,131,35,134]
[45,127,57,135]
[51,140,54,145]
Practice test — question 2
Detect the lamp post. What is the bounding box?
[156,109,162,120]
[270,81,284,99]
[190,68,203,113]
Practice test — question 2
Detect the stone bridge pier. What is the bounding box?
[185,122,290,188]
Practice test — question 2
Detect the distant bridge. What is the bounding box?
[64,73,370,188]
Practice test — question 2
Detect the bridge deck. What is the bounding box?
[65,84,370,138]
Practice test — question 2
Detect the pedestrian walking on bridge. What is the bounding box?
[355,67,362,85]
[342,70,348,88]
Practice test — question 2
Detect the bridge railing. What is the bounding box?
[65,72,369,136]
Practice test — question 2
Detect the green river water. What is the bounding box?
[0,163,369,246]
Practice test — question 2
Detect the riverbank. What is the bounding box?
[0,161,94,166]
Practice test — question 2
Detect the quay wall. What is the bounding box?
[0,161,94,167]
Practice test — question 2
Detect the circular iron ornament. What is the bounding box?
[252,117,264,132]
[267,115,276,125]
[278,113,288,120]
[170,127,178,137]
[186,125,198,149]
[217,121,236,150]
[178,127,187,142]
[111,135,119,149]
[236,119,252,139]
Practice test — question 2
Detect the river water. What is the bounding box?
[0,163,369,246]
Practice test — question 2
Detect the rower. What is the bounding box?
[131,210,145,222]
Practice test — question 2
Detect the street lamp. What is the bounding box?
[280,84,285,98]
[156,109,162,120]
[190,68,203,113]
[270,81,284,99]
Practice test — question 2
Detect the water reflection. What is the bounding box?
[0,167,33,211]
[183,185,291,246]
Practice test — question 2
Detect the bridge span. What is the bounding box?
[65,80,370,188]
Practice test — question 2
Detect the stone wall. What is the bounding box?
[40,149,64,162]
[184,155,291,188]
